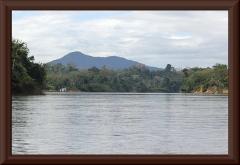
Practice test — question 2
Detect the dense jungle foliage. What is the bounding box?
[43,62,228,93]
[12,39,46,94]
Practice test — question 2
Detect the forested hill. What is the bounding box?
[50,51,163,71]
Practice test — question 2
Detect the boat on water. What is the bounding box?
[59,88,67,92]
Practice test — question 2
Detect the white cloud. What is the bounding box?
[162,35,192,40]
[12,10,228,68]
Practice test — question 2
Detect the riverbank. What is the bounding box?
[194,87,228,94]
[43,89,228,94]
[42,89,82,92]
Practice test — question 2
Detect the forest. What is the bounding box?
[43,62,228,94]
[11,39,228,94]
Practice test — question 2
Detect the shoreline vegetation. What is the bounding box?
[12,39,228,95]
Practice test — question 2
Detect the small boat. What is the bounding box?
[59,88,67,92]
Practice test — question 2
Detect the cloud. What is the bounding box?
[12,10,228,68]
[162,35,192,40]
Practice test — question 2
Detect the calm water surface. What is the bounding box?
[12,92,228,154]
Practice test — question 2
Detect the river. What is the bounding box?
[12,92,228,154]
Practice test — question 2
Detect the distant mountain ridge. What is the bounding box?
[49,51,163,71]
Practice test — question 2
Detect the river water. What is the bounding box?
[12,92,228,154]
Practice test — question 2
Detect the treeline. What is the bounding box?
[44,62,228,93]
[12,39,46,94]
[44,63,181,92]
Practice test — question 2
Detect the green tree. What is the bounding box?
[212,64,228,91]
[12,39,46,94]
[165,64,172,72]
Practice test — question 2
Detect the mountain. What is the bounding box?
[49,51,163,71]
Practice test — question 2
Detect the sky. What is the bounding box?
[12,10,228,69]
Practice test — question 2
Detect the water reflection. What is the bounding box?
[12,93,228,154]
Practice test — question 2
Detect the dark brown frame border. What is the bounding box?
[0,0,239,164]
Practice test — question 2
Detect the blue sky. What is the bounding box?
[12,10,228,69]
